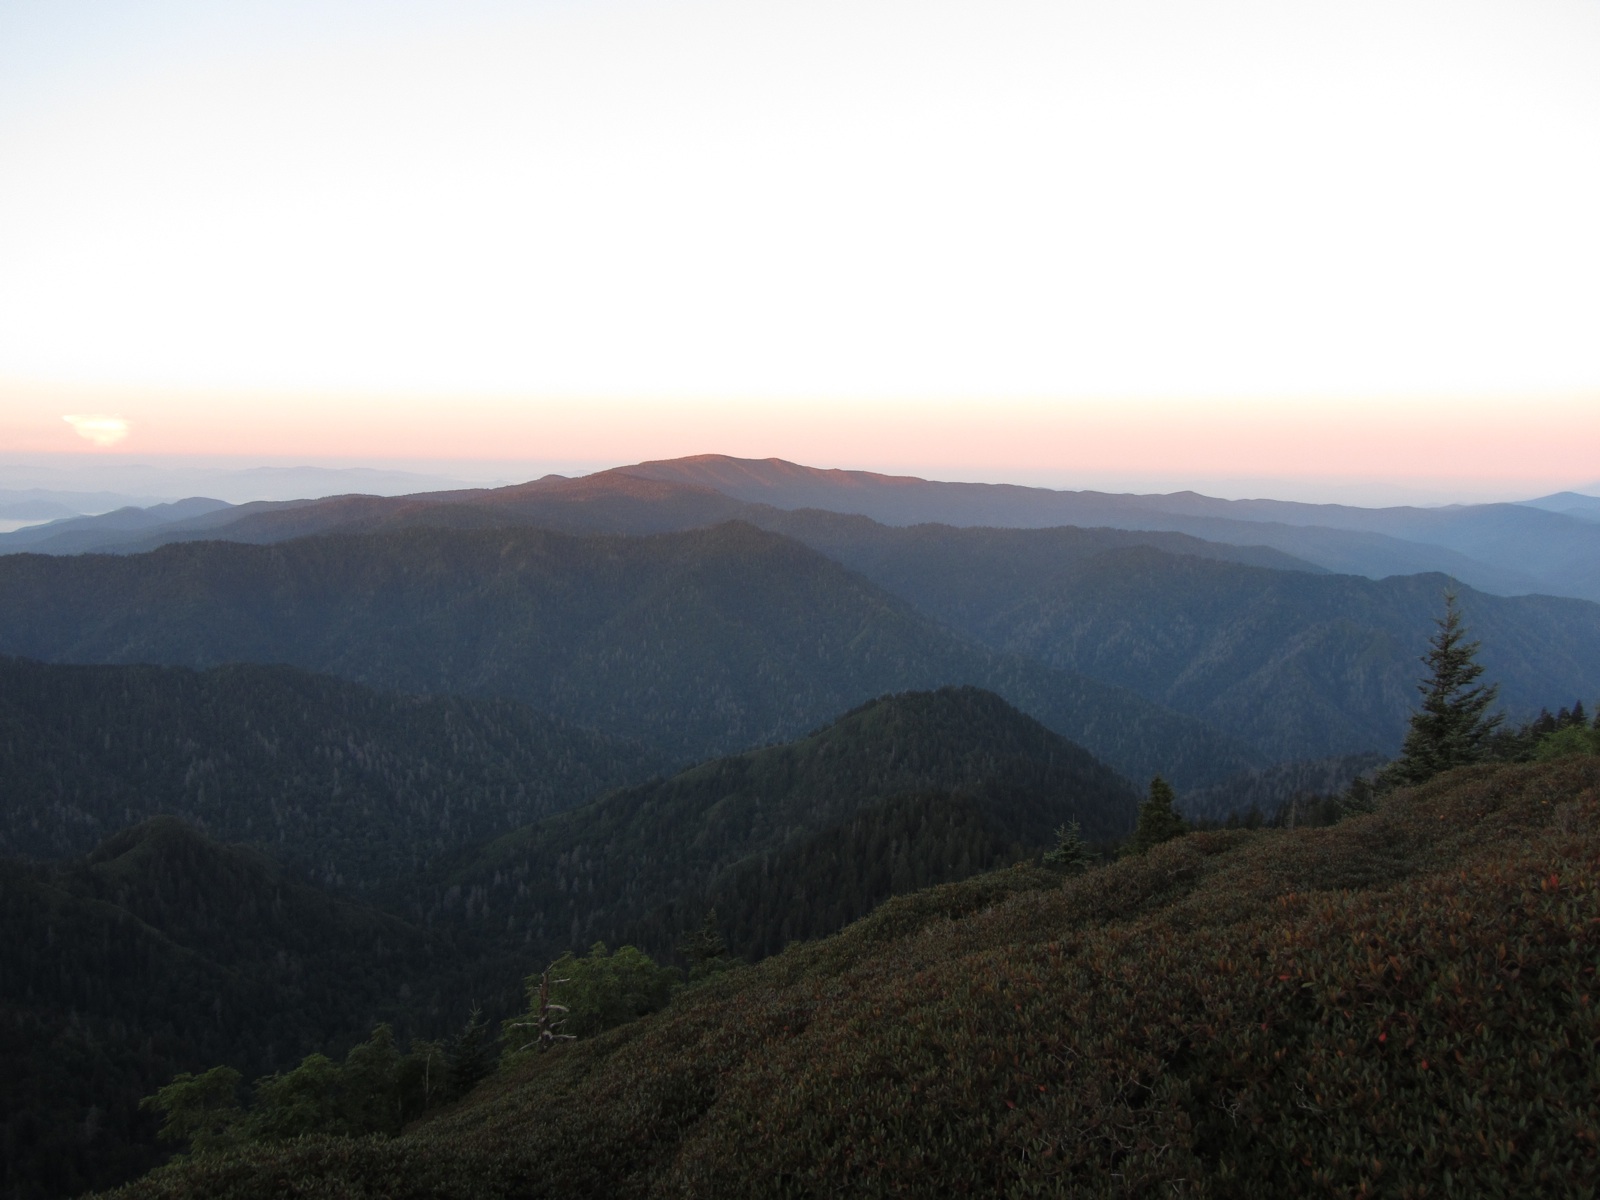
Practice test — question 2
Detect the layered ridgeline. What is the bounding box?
[755,510,1600,763]
[0,657,661,891]
[0,523,1257,791]
[431,687,1138,970]
[624,455,1600,601]
[0,818,449,1200]
[99,756,1600,1199]
[12,453,1600,603]
[10,464,1600,772]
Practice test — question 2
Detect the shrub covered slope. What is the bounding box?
[103,756,1600,1198]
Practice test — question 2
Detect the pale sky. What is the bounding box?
[2,0,1598,499]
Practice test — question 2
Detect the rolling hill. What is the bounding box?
[428,686,1139,970]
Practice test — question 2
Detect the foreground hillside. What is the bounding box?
[105,756,1600,1198]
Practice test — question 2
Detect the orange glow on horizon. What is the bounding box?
[3,379,1596,494]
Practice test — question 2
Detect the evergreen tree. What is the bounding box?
[680,909,734,981]
[445,1007,495,1098]
[1380,593,1502,789]
[1124,777,1186,857]
[1042,820,1093,873]
[1337,775,1379,817]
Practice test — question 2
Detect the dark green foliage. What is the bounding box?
[245,1025,445,1142]
[443,1011,495,1100]
[1125,775,1187,856]
[678,915,733,982]
[96,758,1600,1199]
[435,687,1139,971]
[1042,819,1093,872]
[1178,752,1386,825]
[142,1025,454,1156]
[0,657,659,890]
[1336,773,1379,817]
[706,790,1023,960]
[0,523,1258,789]
[1532,723,1600,759]
[1488,699,1599,763]
[0,819,450,1199]
[1381,594,1503,789]
[139,1068,244,1156]
[505,944,678,1049]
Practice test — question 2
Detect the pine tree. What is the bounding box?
[1124,777,1186,857]
[1042,820,1093,873]
[445,1007,495,1097]
[1380,592,1502,789]
[679,909,733,981]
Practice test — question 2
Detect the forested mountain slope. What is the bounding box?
[0,524,1257,790]
[11,471,1599,767]
[0,657,660,890]
[750,515,1600,759]
[430,687,1138,969]
[1,819,448,1200]
[101,756,1600,1199]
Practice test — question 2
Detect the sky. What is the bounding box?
[2,0,1598,503]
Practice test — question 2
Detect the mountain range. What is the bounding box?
[3,462,1598,774]
[0,522,1259,791]
[8,454,1600,602]
[7,452,1600,1199]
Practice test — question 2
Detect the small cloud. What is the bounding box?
[63,414,130,447]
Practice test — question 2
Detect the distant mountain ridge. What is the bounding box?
[620,456,1600,600]
[4,480,1599,768]
[774,523,1600,760]
[8,453,1599,601]
[1517,490,1600,521]
[0,522,1257,790]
